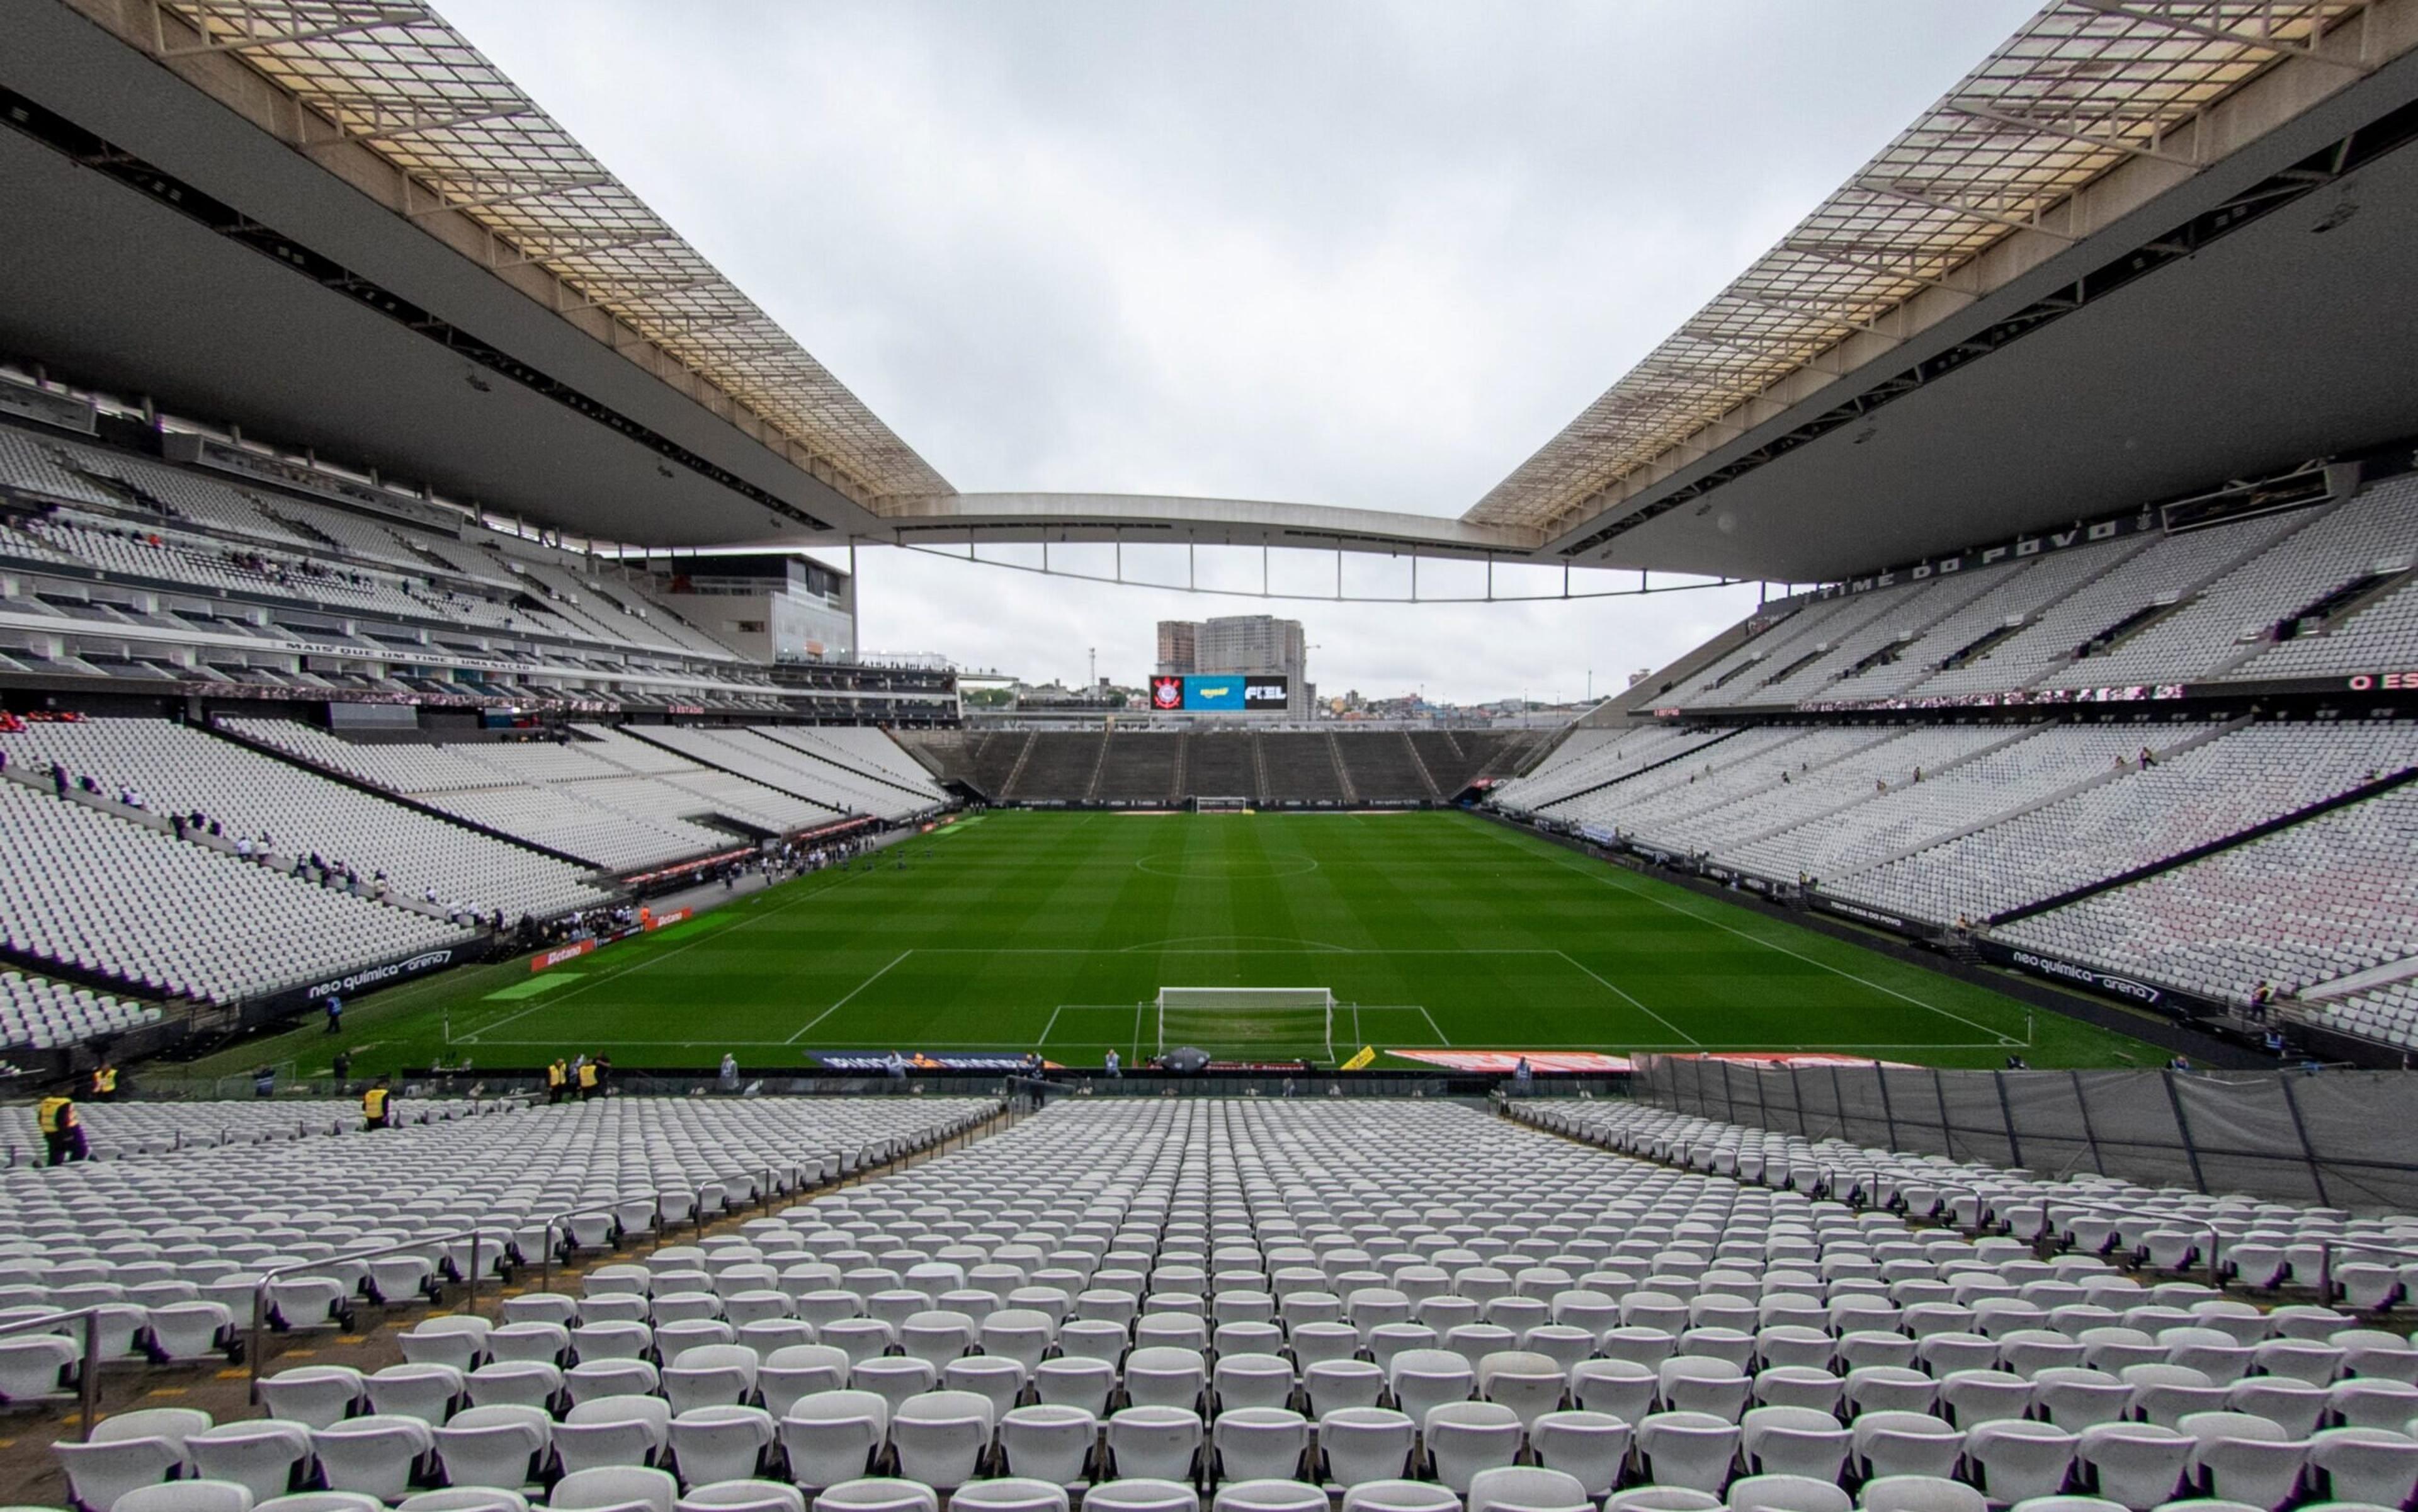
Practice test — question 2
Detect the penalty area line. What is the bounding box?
[1471,816,2016,1047]
[786,950,912,1043]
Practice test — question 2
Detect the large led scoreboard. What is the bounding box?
[1149,674,1290,712]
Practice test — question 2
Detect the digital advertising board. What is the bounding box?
[1149,674,1289,712]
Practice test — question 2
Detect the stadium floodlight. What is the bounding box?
[1155,986,1335,1061]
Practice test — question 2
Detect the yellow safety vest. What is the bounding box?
[546,1062,565,1088]
[37,1096,72,1134]
[91,1067,116,1094]
[577,1064,598,1089]
[362,1088,390,1120]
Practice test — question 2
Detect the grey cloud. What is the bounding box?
[440,0,2032,699]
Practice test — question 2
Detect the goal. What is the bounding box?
[1193,795,1252,812]
[1155,986,1335,1059]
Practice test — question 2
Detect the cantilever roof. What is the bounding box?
[1465,0,2378,537]
[150,0,953,507]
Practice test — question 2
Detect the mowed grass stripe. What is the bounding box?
[188,811,2163,1076]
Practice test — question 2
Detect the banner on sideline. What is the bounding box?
[644,908,693,931]
[531,940,597,973]
[807,1050,1056,1072]
[1392,1050,1633,1073]
[1339,1045,1377,1071]
[1686,1051,1924,1068]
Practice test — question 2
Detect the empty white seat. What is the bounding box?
[670,1406,777,1489]
[552,1464,679,1511]
[1727,1474,1854,1512]
[310,1414,437,1503]
[779,1390,890,1490]
[1464,1465,1592,1512]
[675,1481,809,1512]
[188,1419,313,1504]
[2075,1423,2193,1511]
[1526,1411,1630,1496]
[1319,1407,1417,1489]
[1081,1479,1201,1512]
[1108,1405,1204,1482]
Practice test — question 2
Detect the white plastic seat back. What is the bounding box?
[1316,1407,1416,1490]
[551,1464,680,1511]
[113,1482,256,1512]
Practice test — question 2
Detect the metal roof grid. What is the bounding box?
[1466,1,2371,535]
[152,0,953,506]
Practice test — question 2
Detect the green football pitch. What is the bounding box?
[189,809,2167,1079]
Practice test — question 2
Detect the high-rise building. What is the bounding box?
[1154,614,1310,713]
[1154,620,1197,676]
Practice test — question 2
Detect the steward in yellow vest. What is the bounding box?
[38,1094,88,1165]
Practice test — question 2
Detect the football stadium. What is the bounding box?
[3,3,2418,1509]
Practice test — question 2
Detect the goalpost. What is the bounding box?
[1193,795,1252,812]
[1156,986,1336,1060]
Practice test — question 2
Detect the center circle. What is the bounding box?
[1135,852,1321,880]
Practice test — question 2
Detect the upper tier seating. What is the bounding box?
[5,719,610,919]
[2224,474,2418,683]
[2046,485,2418,690]
[1813,549,2131,703]
[1909,518,2305,699]
[1655,487,2418,710]
[0,421,843,715]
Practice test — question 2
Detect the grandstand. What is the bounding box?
[894,730,1526,809]
[9,1090,2418,1512]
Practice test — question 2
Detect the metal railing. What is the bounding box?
[0,1306,111,1440]
[247,1227,487,1402]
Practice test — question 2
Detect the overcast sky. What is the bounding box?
[441,0,2038,702]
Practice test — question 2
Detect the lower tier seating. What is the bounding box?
[35,1096,2407,1512]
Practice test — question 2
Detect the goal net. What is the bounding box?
[1194,795,1252,812]
[1155,986,1334,1059]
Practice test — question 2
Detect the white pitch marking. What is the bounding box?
[1555,950,1703,1047]
[786,950,912,1043]
[1468,814,2014,1046]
